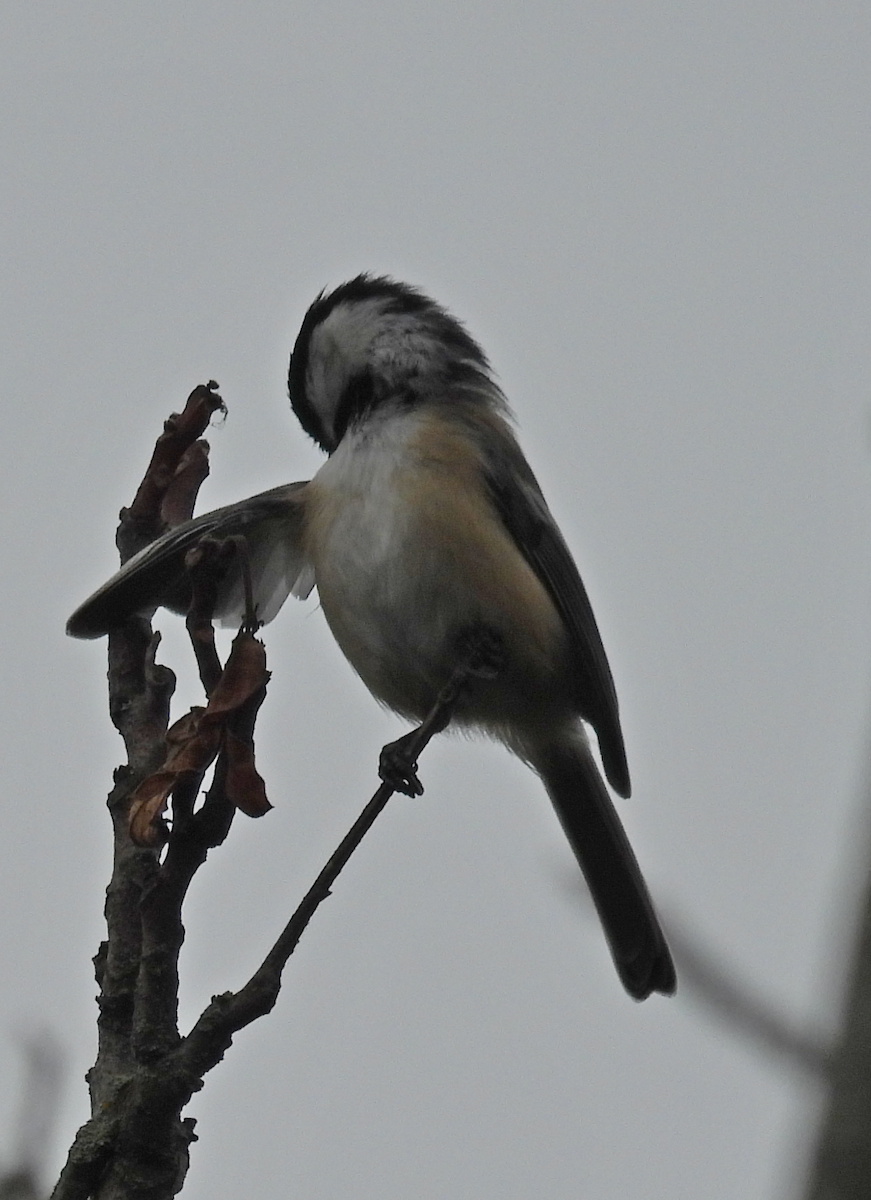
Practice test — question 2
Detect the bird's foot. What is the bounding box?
[377,624,506,798]
[379,731,425,797]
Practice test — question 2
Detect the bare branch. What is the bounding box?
[180,778,396,1073]
[801,809,871,1198]
[183,541,233,696]
[53,388,222,1199]
[178,635,502,1070]
[667,923,831,1078]
[55,392,502,1199]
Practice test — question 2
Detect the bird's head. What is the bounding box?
[288,274,498,452]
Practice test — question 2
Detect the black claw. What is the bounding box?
[376,624,506,797]
[379,736,424,797]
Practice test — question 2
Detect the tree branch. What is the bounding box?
[667,922,831,1078]
[119,382,224,562]
[54,389,495,1199]
[801,803,871,1198]
[53,387,225,1199]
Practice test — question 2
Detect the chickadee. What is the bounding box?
[68,275,675,1000]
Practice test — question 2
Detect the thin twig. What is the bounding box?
[802,801,871,1198]
[183,541,231,696]
[178,777,393,1077]
[131,544,255,1062]
[177,650,493,1069]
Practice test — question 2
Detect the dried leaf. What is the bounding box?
[161,439,211,527]
[224,730,271,817]
[199,633,268,724]
[129,773,179,848]
[127,633,270,845]
[128,707,223,846]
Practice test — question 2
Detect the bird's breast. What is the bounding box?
[303,409,566,726]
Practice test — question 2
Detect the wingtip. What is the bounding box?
[65,609,109,639]
[66,591,122,639]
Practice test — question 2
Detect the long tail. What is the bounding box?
[530,733,675,1000]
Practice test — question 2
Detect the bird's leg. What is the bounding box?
[378,624,505,797]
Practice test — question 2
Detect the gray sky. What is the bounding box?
[2,3,870,1197]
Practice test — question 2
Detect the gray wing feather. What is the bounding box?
[479,425,631,798]
[66,482,309,639]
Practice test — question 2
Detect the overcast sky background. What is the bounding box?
[1,3,870,1197]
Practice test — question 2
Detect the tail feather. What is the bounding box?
[532,735,675,1000]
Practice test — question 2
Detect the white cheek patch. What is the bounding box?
[305,296,450,443]
[306,297,393,439]
[305,329,345,445]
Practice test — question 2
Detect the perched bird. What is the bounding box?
[67,275,675,999]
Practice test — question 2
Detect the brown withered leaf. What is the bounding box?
[129,772,183,848]
[221,635,271,816]
[224,729,271,817]
[128,633,270,847]
[161,439,211,528]
[129,707,219,847]
[198,632,268,723]
[220,634,270,817]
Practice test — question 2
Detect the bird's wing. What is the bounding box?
[66,482,310,639]
[477,421,630,797]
